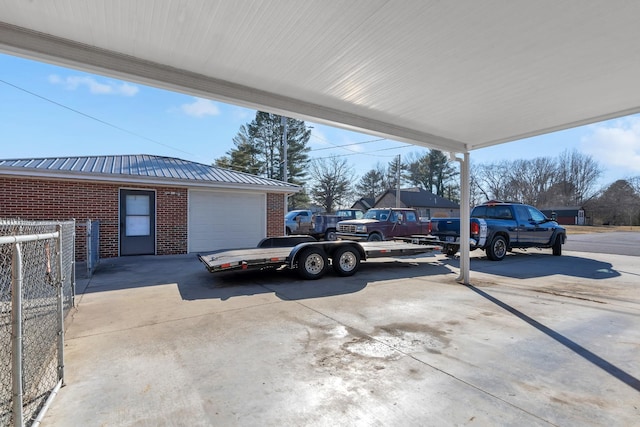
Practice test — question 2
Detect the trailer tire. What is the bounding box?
[297,247,328,280]
[444,244,458,256]
[332,246,361,276]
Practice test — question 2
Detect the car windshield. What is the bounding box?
[364,209,391,220]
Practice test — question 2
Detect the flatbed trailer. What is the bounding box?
[198,236,440,280]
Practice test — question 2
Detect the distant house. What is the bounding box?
[351,197,375,212]
[367,187,459,219]
[0,155,300,260]
[540,206,586,225]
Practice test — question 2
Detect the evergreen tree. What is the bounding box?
[214,111,311,207]
[355,164,387,199]
[406,149,458,197]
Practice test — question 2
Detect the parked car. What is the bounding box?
[285,209,313,235]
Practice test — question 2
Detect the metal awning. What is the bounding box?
[2,0,640,283]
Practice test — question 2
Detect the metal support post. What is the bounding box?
[450,152,471,285]
[55,225,65,384]
[11,243,24,427]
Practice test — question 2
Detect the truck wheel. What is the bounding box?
[325,229,337,241]
[444,244,458,256]
[552,235,562,256]
[297,247,328,280]
[332,246,361,276]
[367,233,383,241]
[486,235,507,261]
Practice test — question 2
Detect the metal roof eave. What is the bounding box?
[0,168,301,194]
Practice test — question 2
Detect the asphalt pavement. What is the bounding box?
[40,246,639,426]
[563,231,640,256]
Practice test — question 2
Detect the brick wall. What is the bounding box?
[266,193,286,236]
[0,176,188,260]
[0,175,287,260]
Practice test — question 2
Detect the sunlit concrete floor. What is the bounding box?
[42,248,639,426]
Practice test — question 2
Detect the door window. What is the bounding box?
[125,194,151,236]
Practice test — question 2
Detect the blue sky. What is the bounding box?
[2,53,639,189]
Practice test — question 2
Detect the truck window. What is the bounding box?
[406,211,417,222]
[496,207,513,219]
[514,205,530,221]
[527,206,546,222]
[472,206,487,218]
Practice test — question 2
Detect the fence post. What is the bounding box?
[11,242,25,427]
[56,225,65,385]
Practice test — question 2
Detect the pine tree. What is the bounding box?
[214,112,311,207]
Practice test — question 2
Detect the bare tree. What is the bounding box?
[555,149,602,205]
[309,156,355,213]
[589,179,640,225]
[471,151,602,208]
[473,161,513,202]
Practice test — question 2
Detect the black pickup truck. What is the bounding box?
[429,200,566,260]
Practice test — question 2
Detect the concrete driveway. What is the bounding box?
[42,248,639,426]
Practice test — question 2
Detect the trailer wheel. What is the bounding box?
[332,246,361,276]
[444,244,458,256]
[297,247,328,280]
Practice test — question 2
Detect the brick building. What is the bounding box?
[0,155,299,260]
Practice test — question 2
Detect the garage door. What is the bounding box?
[188,190,266,252]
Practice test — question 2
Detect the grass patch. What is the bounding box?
[564,225,640,235]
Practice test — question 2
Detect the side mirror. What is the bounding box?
[397,214,403,223]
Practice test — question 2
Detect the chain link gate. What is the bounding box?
[0,219,75,427]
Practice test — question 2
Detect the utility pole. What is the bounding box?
[396,154,401,208]
[281,116,288,183]
[281,116,288,210]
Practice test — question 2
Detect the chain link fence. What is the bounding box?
[0,219,75,427]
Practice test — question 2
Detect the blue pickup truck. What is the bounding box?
[429,200,566,260]
[311,209,365,240]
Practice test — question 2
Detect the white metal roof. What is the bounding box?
[2,1,640,153]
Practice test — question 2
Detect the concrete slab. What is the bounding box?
[41,249,639,426]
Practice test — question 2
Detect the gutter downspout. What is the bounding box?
[450,151,470,285]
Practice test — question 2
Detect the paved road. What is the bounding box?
[564,231,640,256]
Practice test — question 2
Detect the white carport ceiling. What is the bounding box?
[2,1,640,153]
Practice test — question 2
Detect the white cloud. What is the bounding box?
[48,74,139,96]
[180,98,220,117]
[581,116,640,173]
